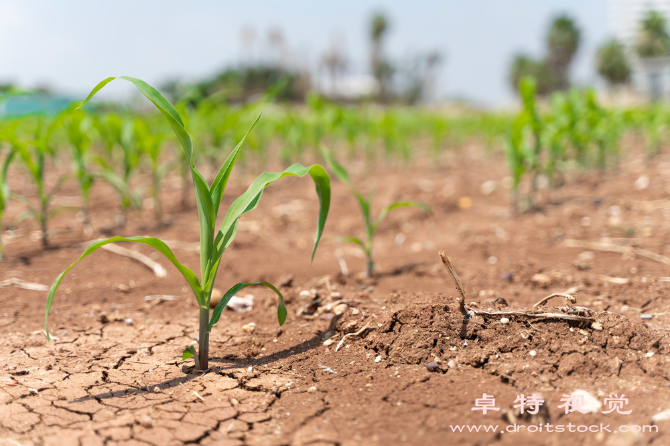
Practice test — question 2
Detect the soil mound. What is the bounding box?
[365,300,670,386]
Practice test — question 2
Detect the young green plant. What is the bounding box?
[321,146,430,277]
[134,119,167,222]
[93,113,142,227]
[63,108,95,236]
[45,77,331,371]
[5,119,69,248]
[0,142,17,259]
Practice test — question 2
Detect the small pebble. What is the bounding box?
[426,362,439,372]
[447,360,456,369]
[374,355,382,363]
[493,297,508,306]
[591,322,603,331]
[640,314,653,320]
[333,303,349,315]
[319,365,336,374]
[646,352,655,358]
[500,317,510,325]
[500,272,513,282]
[138,415,154,428]
[529,350,536,357]
[307,386,317,393]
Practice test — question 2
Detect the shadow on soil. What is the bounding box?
[67,336,322,404]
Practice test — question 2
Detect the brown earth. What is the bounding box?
[3,145,670,445]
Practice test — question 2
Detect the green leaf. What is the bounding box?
[79,77,192,162]
[336,236,367,253]
[181,345,200,369]
[320,145,352,187]
[372,201,431,232]
[181,345,195,360]
[214,163,330,265]
[321,145,371,227]
[45,236,203,341]
[76,76,220,290]
[210,115,261,215]
[209,281,285,332]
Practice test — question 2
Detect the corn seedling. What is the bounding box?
[135,119,167,221]
[0,142,17,259]
[321,146,429,277]
[63,108,95,236]
[94,113,142,227]
[7,119,67,247]
[45,77,331,371]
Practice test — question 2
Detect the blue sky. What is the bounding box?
[0,0,610,106]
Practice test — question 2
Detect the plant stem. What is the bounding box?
[198,307,210,370]
[152,172,162,222]
[41,218,48,248]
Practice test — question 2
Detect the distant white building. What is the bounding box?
[317,75,380,101]
[611,0,670,100]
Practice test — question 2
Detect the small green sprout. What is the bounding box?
[93,113,143,227]
[46,77,331,370]
[5,118,68,248]
[0,142,16,259]
[63,108,96,235]
[321,146,430,277]
[134,119,167,222]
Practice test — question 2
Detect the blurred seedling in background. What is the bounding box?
[0,142,16,259]
[134,119,168,223]
[63,108,96,236]
[93,113,143,227]
[321,146,430,277]
[46,77,331,371]
[4,116,71,248]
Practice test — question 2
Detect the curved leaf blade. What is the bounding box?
[181,345,200,369]
[210,114,261,215]
[77,76,192,162]
[336,236,367,252]
[214,163,330,264]
[320,145,352,186]
[209,281,285,331]
[45,236,202,341]
[321,146,370,225]
[372,201,431,232]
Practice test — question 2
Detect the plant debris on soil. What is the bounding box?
[3,148,670,445]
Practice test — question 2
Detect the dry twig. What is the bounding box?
[0,277,48,291]
[533,293,577,308]
[335,322,371,352]
[465,307,595,322]
[101,243,167,277]
[564,239,670,266]
[439,251,466,311]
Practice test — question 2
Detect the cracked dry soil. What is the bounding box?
[4,295,670,446]
[4,148,670,444]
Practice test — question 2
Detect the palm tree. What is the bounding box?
[546,15,581,90]
[370,13,391,100]
[509,54,555,96]
[636,10,670,58]
[596,40,631,86]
